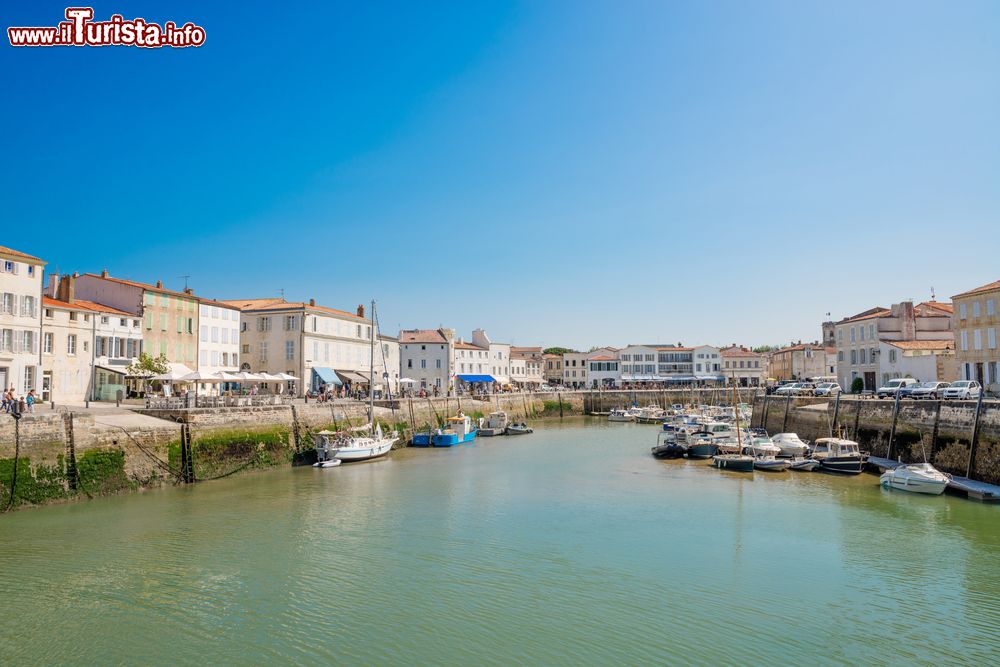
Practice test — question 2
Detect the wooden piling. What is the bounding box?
[557,392,564,418]
[65,413,79,492]
[930,400,942,455]
[781,395,792,432]
[853,397,862,440]
[966,390,987,479]
[887,390,903,460]
[831,392,841,437]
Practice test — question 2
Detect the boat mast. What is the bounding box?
[368,299,375,427]
[732,373,743,454]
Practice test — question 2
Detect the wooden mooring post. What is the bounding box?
[930,400,942,455]
[557,392,564,418]
[781,395,792,433]
[853,397,862,440]
[64,412,79,492]
[966,390,987,479]
[886,389,903,460]
[831,392,841,437]
[760,394,770,431]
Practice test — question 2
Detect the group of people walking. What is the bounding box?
[1,387,37,415]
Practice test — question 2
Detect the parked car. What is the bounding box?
[814,382,842,397]
[797,382,817,396]
[907,382,951,399]
[942,380,982,400]
[774,383,803,395]
[876,378,919,399]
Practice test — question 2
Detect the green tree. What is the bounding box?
[543,347,575,355]
[752,345,778,353]
[126,352,169,377]
[850,377,864,394]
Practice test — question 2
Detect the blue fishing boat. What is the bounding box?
[411,431,432,447]
[430,414,478,447]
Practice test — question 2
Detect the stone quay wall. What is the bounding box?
[753,394,1000,484]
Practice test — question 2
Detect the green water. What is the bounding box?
[2,418,1000,665]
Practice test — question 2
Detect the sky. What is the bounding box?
[3,1,998,350]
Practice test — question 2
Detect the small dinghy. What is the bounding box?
[788,457,820,472]
[505,423,533,435]
[312,458,342,468]
[754,456,791,472]
[771,433,810,458]
[880,463,950,495]
[651,431,686,459]
[479,411,510,437]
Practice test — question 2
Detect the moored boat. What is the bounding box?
[479,411,510,436]
[651,431,687,459]
[771,433,810,458]
[686,434,719,459]
[712,380,755,472]
[788,457,820,472]
[880,463,949,495]
[753,456,791,472]
[505,422,533,435]
[431,414,478,447]
[608,408,636,422]
[811,437,866,474]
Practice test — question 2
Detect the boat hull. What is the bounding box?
[880,472,948,495]
[754,459,791,472]
[818,456,865,474]
[687,443,719,459]
[789,458,819,472]
[334,439,394,462]
[432,431,477,447]
[411,433,432,447]
[712,455,755,472]
[651,444,687,459]
[478,428,504,437]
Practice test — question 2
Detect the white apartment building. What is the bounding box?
[587,354,620,388]
[399,328,454,393]
[834,301,953,392]
[224,298,380,396]
[0,246,44,396]
[198,300,241,375]
[471,329,511,386]
[619,345,660,383]
[878,339,956,385]
[691,345,723,380]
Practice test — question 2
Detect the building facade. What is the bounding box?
[543,354,563,384]
[198,300,241,376]
[399,328,454,393]
[225,298,377,396]
[587,355,620,387]
[834,301,953,391]
[0,246,44,396]
[719,345,766,386]
[768,343,828,382]
[878,339,956,385]
[952,280,999,392]
[74,271,199,370]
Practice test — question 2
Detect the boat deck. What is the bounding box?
[867,457,1000,503]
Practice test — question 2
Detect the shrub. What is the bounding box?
[851,378,864,394]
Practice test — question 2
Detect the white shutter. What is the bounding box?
[13,330,23,353]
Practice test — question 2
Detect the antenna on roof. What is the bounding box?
[278,288,285,300]
[179,275,190,290]
[930,286,936,301]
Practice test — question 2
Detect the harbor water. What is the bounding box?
[2,418,999,665]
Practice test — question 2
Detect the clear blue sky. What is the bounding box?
[3,1,998,350]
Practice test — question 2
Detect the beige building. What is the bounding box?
[510,347,544,390]
[399,328,455,393]
[768,343,828,382]
[543,353,563,384]
[75,271,199,370]
[834,301,953,392]
[0,245,44,396]
[720,345,766,386]
[223,298,381,397]
[952,279,1000,393]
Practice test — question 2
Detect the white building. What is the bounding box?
[198,299,241,375]
[471,329,511,386]
[0,246,44,396]
[587,354,620,388]
[878,339,957,385]
[399,328,454,393]
[719,345,766,386]
[510,350,544,389]
[691,345,723,380]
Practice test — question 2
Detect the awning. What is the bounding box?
[336,369,369,384]
[666,376,697,382]
[696,375,726,381]
[312,367,341,385]
[96,364,128,376]
[457,374,496,383]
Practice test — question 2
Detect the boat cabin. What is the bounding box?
[812,437,861,457]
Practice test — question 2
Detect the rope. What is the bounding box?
[2,417,21,512]
[94,420,185,479]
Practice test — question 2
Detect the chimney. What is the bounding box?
[357,304,365,318]
[156,280,163,289]
[46,273,59,297]
[898,301,916,340]
[183,287,193,295]
[72,271,79,278]
[57,274,76,303]
[101,268,109,278]
[309,298,315,307]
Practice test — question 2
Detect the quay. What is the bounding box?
[867,456,1000,503]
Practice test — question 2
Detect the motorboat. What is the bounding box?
[313,457,342,468]
[685,433,720,459]
[479,411,510,436]
[431,414,478,447]
[770,433,810,458]
[411,431,432,446]
[608,409,636,423]
[635,405,667,424]
[754,456,791,472]
[880,463,949,495]
[788,457,820,472]
[505,422,533,435]
[651,431,687,459]
[314,423,397,463]
[746,436,781,458]
[811,437,866,474]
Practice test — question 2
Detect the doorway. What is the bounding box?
[864,372,876,391]
[42,372,52,402]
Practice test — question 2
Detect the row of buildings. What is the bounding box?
[2,244,997,400]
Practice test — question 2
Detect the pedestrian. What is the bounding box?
[26,389,36,414]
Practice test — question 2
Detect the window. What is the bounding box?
[974,329,982,350]
[838,329,843,342]
[68,311,77,322]
[960,330,968,351]
[436,359,442,369]
[285,341,295,360]
[869,324,875,339]
[850,349,857,364]
[421,359,427,369]
[357,325,362,337]
[145,312,153,329]
[242,344,250,353]
[838,351,844,361]
[211,351,219,366]
[988,299,996,316]
[145,293,155,306]
[200,350,208,366]
[27,265,34,276]
[407,359,413,368]
[211,326,219,343]
[43,332,53,354]
[133,319,140,328]
[850,328,856,343]
[2,260,15,273]
[44,308,52,319]
[201,325,208,342]
[67,334,77,355]
[889,349,896,364]
[960,303,967,319]
[987,328,997,350]
[259,317,271,332]
[160,294,168,307]
[284,315,298,331]
[23,331,35,354]
[160,314,167,331]
[973,301,982,318]
[859,327,865,342]
[23,366,34,391]
[259,342,268,361]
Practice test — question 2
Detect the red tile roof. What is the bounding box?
[0,246,45,263]
[720,345,759,357]
[43,296,132,316]
[82,273,197,300]
[915,301,954,315]
[219,298,366,321]
[837,307,890,324]
[589,355,616,361]
[511,346,542,353]
[454,341,486,350]
[399,329,449,344]
[953,280,1000,299]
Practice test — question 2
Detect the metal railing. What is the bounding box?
[144,394,291,410]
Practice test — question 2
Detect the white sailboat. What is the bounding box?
[314,300,398,466]
[880,463,950,495]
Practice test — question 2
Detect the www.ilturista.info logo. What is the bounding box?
[8,7,206,48]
